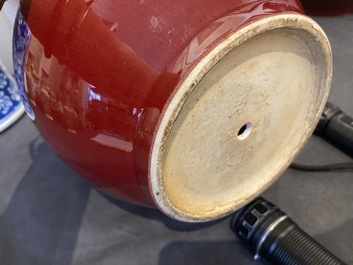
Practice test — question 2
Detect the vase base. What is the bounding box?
[150,14,332,222]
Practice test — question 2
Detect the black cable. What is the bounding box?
[290,162,353,172]
[315,102,353,156]
[290,102,353,172]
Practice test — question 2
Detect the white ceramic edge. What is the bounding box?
[149,14,332,222]
[0,60,25,133]
[0,104,25,133]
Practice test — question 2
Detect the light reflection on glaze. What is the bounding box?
[91,133,133,152]
[169,0,302,74]
[88,85,101,102]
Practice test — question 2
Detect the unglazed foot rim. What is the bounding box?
[150,14,332,222]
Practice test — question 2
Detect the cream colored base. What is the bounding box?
[150,14,332,222]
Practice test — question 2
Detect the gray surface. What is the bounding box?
[0,14,353,265]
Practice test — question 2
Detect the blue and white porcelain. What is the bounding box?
[0,62,24,133]
[13,10,35,121]
[0,0,25,133]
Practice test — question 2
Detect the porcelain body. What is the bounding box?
[14,0,332,221]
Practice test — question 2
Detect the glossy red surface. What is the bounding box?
[19,0,304,207]
[301,0,353,16]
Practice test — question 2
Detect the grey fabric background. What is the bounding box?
[0,14,352,265]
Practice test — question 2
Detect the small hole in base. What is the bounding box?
[237,123,252,140]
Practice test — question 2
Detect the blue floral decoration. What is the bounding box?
[13,11,35,121]
[0,63,24,133]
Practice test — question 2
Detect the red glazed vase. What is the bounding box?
[14,0,332,222]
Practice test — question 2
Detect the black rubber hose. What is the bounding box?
[230,197,347,265]
[315,102,353,157]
